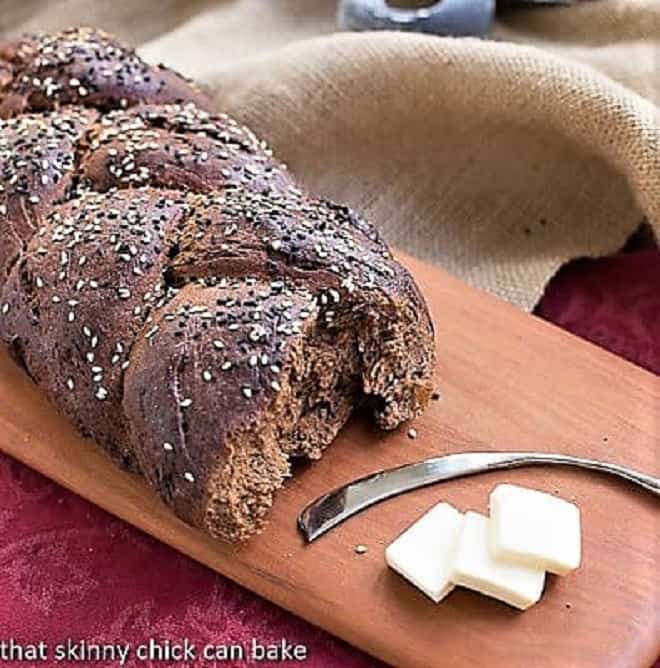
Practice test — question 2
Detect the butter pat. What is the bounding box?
[386,502,464,603]
[450,511,545,610]
[489,483,581,576]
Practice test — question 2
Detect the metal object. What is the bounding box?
[299,451,660,542]
[501,0,576,5]
[338,0,496,37]
[338,0,580,38]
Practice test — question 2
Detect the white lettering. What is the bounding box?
[203,643,245,661]
[251,639,308,662]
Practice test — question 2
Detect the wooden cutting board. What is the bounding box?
[0,253,658,668]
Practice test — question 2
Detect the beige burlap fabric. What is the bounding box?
[2,1,659,310]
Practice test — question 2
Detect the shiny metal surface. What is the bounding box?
[298,451,660,542]
[338,0,496,37]
[337,0,580,38]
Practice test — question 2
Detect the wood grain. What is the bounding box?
[0,253,658,668]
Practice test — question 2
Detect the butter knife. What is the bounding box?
[298,451,660,542]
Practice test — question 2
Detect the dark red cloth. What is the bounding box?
[1,249,659,668]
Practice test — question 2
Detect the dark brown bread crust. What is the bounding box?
[124,278,322,538]
[80,106,295,196]
[0,108,98,281]
[0,27,211,117]
[2,188,190,470]
[0,28,435,541]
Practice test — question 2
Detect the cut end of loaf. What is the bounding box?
[202,288,435,542]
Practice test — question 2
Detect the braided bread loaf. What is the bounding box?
[0,28,435,541]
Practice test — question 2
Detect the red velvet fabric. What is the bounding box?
[1,249,659,668]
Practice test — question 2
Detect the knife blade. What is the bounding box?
[298,451,660,543]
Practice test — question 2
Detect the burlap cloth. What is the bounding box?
[2,1,659,310]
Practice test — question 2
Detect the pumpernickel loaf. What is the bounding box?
[0,28,436,541]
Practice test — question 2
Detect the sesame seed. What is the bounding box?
[180,398,193,408]
[95,387,108,401]
[202,370,213,382]
[242,387,253,399]
[221,361,232,371]
[407,428,418,440]
[1,303,9,315]
[66,378,75,391]
[213,340,224,350]
[183,471,195,483]
[249,326,266,342]
[271,381,281,392]
[163,442,174,452]
[355,545,368,555]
